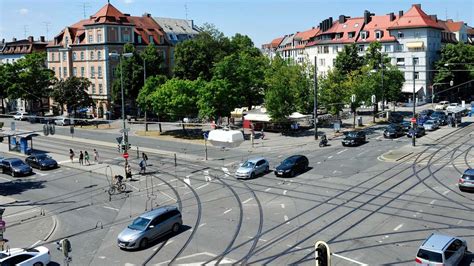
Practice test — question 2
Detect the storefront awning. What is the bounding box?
[401,84,424,93]
[406,42,424,49]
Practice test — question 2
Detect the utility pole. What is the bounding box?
[143,58,148,132]
[313,56,318,140]
[381,54,384,113]
[412,57,416,147]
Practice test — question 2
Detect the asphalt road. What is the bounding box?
[1,119,473,265]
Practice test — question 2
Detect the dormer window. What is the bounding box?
[354,23,359,28]
[360,31,368,40]
[348,32,355,39]
[375,30,383,40]
[336,33,342,39]
[397,32,404,38]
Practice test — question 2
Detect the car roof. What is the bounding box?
[247,157,266,163]
[285,155,305,160]
[3,158,22,162]
[140,205,179,219]
[464,168,474,175]
[421,233,456,251]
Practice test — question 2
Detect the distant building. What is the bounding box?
[262,4,473,104]
[0,36,49,112]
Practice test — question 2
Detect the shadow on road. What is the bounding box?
[0,180,46,197]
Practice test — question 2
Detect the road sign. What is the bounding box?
[411,117,417,123]
[203,132,208,140]
[116,136,123,144]
[0,220,5,230]
[119,128,130,133]
[123,153,129,159]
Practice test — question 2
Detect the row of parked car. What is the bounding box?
[12,111,91,126]
[1,154,58,177]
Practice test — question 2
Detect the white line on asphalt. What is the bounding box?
[35,172,48,176]
[3,208,39,218]
[258,239,267,242]
[430,200,436,205]
[457,220,463,225]
[283,190,288,195]
[224,161,237,167]
[265,188,272,192]
[164,240,174,246]
[0,176,10,182]
[102,206,119,212]
[29,240,42,248]
[317,162,321,164]
[332,253,368,266]
[127,182,140,191]
[199,223,207,227]
[281,204,285,209]
[53,170,63,174]
[442,190,450,195]
[222,167,230,174]
[357,151,367,156]
[223,209,232,214]
[196,183,209,190]
[242,198,253,204]
[58,160,70,164]
[337,149,348,154]
[284,215,289,221]
[328,156,333,159]
[393,224,403,231]
[160,191,176,201]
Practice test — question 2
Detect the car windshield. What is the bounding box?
[128,217,151,231]
[416,249,442,262]
[36,154,51,161]
[281,158,296,166]
[425,121,433,125]
[462,174,474,181]
[241,161,255,168]
[10,160,24,167]
[346,132,358,138]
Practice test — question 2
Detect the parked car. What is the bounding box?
[25,154,58,170]
[342,131,366,146]
[458,168,474,192]
[400,121,412,132]
[235,157,269,179]
[417,115,429,126]
[419,109,434,117]
[55,116,73,126]
[274,155,309,177]
[27,114,40,123]
[388,112,404,124]
[117,206,182,250]
[13,112,28,121]
[423,120,439,131]
[0,246,50,266]
[1,158,33,177]
[446,103,460,112]
[430,111,448,125]
[435,101,450,110]
[415,233,467,265]
[383,124,404,138]
[407,126,425,138]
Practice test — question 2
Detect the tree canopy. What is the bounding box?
[51,76,93,114]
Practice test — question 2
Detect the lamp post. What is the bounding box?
[412,57,416,147]
[313,56,318,140]
[143,57,148,132]
[109,52,133,156]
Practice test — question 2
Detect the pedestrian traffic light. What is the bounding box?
[314,241,331,266]
[127,143,131,150]
[56,238,72,258]
[117,144,121,153]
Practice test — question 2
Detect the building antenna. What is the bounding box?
[185,3,188,20]
[445,8,448,20]
[77,2,92,18]
[23,25,29,39]
[43,21,51,40]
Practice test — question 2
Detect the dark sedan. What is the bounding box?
[25,154,58,170]
[383,124,404,138]
[274,155,309,177]
[400,121,412,132]
[407,126,425,138]
[342,131,366,146]
[430,111,447,125]
[1,158,33,177]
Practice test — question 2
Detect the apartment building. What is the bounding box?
[262,4,472,104]
[47,3,172,118]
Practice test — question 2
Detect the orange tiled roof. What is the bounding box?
[294,28,320,41]
[388,4,443,30]
[445,20,464,32]
[88,3,131,25]
[320,17,365,44]
[357,15,398,43]
[269,36,284,48]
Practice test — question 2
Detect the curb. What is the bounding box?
[42,215,57,241]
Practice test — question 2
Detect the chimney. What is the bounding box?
[124,13,130,16]
[389,12,395,21]
[413,4,421,9]
[28,36,34,42]
[430,15,438,22]
[399,10,404,17]
[329,17,333,28]
[319,22,323,31]
[12,37,17,42]
[142,12,151,17]
[40,36,45,42]
[339,15,347,23]
[364,10,372,24]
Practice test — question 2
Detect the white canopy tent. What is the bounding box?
[207,129,245,148]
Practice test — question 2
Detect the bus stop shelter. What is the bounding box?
[0,130,40,154]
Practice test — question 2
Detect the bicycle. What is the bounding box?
[108,181,126,195]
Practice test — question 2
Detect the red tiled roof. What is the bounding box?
[445,20,464,32]
[357,15,398,43]
[314,17,364,44]
[388,4,444,30]
[88,3,131,25]
[294,28,320,41]
[128,15,165,44]
[269,37,284,48]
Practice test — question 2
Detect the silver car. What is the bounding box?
[458,168,474,192]
[235,157,269,179]
[423,120,439,131]
[416,233,467,265]
[117,206,182,249]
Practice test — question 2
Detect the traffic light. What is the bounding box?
[127,143,131,150]
[117,144,122,153]
[315,241,331,266]
[56,238,72,258]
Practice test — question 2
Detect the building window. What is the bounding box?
[59,67,62,78]
[98,66,102,78]
[52,53,55,61]
[323,46,329,54]
[90,51,94,60]
[81,67,85,77]
[360,31,368,40]
[62,52,66,61]
[73,67,77,76]
[63,67,67,77]
[414,72,419,80]
[319,58,325,66]
[88,34,93,43]
[123,33,130,43]
[138,36,142,43]
[97,51,102,60]
[99,84,103,94]
[348,32,355,39]
[397,32,404,38]
[97,33,102,43]
[90,66,95,78]
[65,36,69,45]
[414,32,420,38]
[358,45,364,52]
[80,51,84,60]
[72,52,76,61]
[413,57,419,65]
[384,45,391,52]
[395,44,404,52]
[332,46,338,53]
[396,58,405,66]
[149,36,154,44]
[375,31,382,39]
[92,84,96,94]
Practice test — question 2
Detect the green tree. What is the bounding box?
[434,42,474,87]
[334,44,364,76]
[51,76,93,114]
[197,78,234,120]
[137,75,168,111]
[318,69,350,115]
[141,43,165,77]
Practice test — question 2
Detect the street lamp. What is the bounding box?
[109,52,133,156]
[412,57,416,147]
[313,56,318,140]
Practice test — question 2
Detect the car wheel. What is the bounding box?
[139,238,149,249]
[33,262,43,266]
[290,170,295,177]
[172,223,181,233]
[250,172,255,179]
[265,166,269,173]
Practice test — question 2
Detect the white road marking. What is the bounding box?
[58,160,70,164]
[3,208,39,218]
[196,183,209,190]
[160,191,176,201]
[393,223,403,231]
[29,240,42,248]
[35,172,48,176]
[103,206,119,212]
[222,167,230,174]
[258,238,267,242]
[223,209,232,214]
[164,240,174,246]
[283,190,288,195]
[0,176,11,182]
[317,162,321,164]
[242,198,253,204]
[442,190,450,195]
[280,204,285,209]
[337,149,348,154]
[332,253,368,266]
[457,220,463,225]
[328,156,333,159]
[199,223,207,227]
[184,176,191,186]
[284,215,289,221]
[357,151,367,156]
[430,200,436,205]
[265,188,272,192]
[127,182,140,191]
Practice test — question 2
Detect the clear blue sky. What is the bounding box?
[1,0,473,47]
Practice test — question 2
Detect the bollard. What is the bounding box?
[174,153,177,167]
[136,146,139,159]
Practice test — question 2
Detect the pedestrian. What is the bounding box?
[139,159,146,175]
[125,163,132,180]
[79,151,84,165]
[69,149,75,163]
[93,149,100,164]
[84,151,90,165]
[261,129,265,140]
[142,152,148,166]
